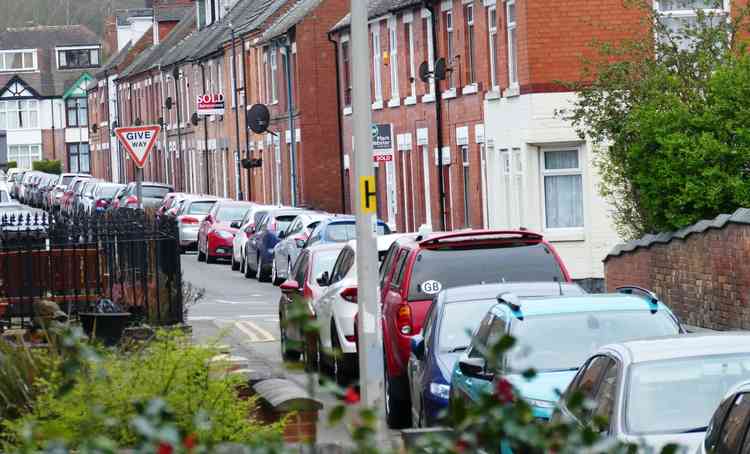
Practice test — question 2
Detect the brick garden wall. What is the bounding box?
[604,216,750,330]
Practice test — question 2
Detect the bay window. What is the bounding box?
[542,149,584,229]
[655,0,727,50]
[0,99,39,129]
[8,144,41,169]
[388,18,400,104]
[372,26,383,103]
[404,17,416,100]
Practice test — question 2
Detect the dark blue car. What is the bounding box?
[245,207,312,282]
[305,216,392,247]
[407,281,586,427]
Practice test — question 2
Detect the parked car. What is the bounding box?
[697,379,750,454]
[48,173,89,212]
[157,192,188,218]
[379,229,572,428]
[77,180,101,215]
[244,207,311,282]
[0,185,12,205]
[197,200,254,263]
[10,170,26,199]
[278,242,347,368]
[61,175,94,216]
[271,212,330,285]
[408,281,586,427]
[556,333,750,454]
[305,215,392,248]
[231,204,275,272]
[176,196,219,252]
[451,288,683,426]
[119,182,175,210]
[91,183,125,214]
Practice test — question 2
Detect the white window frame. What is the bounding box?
[8,143,42,169]
[444,9,455,89]
[403,14,417,102]
[269,46,278,104]
[388,17,400,107]
[488,5,499,91]
[421,9,436,102]
[541,148,585,231]
[653,0,728,49]
[0,99,39,130]
[464,4,476,86]
[0,49,37,72]
[506,0,518,89]
[372,24,383,106]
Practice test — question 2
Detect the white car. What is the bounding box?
[556,333,750,454]
[231,204,275,273]
[176,197,219,252]
[271,212,330,285]
[314,233,413,384]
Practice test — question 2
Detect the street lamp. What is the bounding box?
[226,7,244,201]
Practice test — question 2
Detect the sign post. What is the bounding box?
[114,125,162,210]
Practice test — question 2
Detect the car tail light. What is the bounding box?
[397,304,413,335]
[345,335,356,342]
[303,281,313,300]
[180,216,199,225]
[96,199,109,208]
[340,287,358,303]
[125,195,138,208]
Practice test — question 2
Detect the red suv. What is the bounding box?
[378,230,571,428]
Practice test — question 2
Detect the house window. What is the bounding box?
[443,10,455,88]
[464,4,476,85]
[68,143,91,174]
[0,50,36,72]
[262,50,269,103]
[0,100,38,129]
[389,18,399,102]
[488,5,498,89]
[656,0,726,50]
[57,47,100,69]
[8,144,41,169]
[506,0,518,87]
[66,98,88,127]
[461,145,470,226]
[404,20,416,99]
[422,13,435,96]
[342,39,352,107]
[372,26,383,101]
[543,149,584,229]
[269,47,278,103]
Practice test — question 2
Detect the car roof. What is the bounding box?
[307,242,347,254]
[215,200,254,207]
[345,233,412,253]
[268,207,309,216]
[487,293,672,318]
[443,282,586,303]
[604,332,750,364]
[140,182,173,188]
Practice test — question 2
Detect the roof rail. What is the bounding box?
[419,230,542,247]
[616,286,659,314]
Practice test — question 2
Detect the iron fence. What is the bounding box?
[0,209,183,329]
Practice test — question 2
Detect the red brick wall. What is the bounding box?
[604,223,750,330]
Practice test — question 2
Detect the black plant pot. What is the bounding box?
[79,312,131,346]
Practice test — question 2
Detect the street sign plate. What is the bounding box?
[359,176,377,214]
[114,125,161,169]
[373,154,393,162]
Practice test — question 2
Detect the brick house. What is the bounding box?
[0,25,101,172]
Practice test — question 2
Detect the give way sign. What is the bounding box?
[114,125,161,168]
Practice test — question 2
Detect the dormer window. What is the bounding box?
[0,50,37,72]
[57,46,100,70]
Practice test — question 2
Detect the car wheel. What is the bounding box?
[256,255,270,282]
[206,252,216,264]
[271,260,284,286]
[331,321,354,386]
[243,255,254,278]
[231,254,240,271]
[384,361,411,429]
[197,245,206,262]
[240,256,246,275]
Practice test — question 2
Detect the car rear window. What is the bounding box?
[324,222,390,242]
[217,206,251,222]
[99,186,122,197]
[311,250,341,280]
[142,186,171,199]
[407,243,565,301]
[276,215,298,232]
[61,175,75,185]
[188,201,215,215]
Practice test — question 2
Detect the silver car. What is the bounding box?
[176,197,219,252]
[696,380,750,454]
[556,333,750,454]
[271,212,330,285]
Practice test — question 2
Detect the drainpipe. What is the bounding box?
[51,100,57,162]
[424,0,446,231]
[280,33,297,206]
[128,82,134,181]
[241,36,252,201]
[116,81,124,182]
[200,63,210,194]
[104,70,111,181]
[173,65,184,191]
[327,31,348,214]
[158,66,170,186]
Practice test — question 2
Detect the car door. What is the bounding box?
[452,312,499,403]
[710,392,750,454]
[247,214,269,262]
[558,355,617,430]
[409,301,438,423]
[316,247,352,350]
[234,210,254,260]
[284,250,310,344]
[277,218,302,270]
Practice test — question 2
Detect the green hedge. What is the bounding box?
[31,160,62,175]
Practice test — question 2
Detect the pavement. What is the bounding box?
[181,252,368,449]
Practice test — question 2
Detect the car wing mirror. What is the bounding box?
[230,220,241,229]
[411,335,425,361]
[458,357,493,381]
[316,271,330,287]
[295,239,306,248]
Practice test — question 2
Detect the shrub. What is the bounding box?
[31,160,62,175]
[4,160,17,170]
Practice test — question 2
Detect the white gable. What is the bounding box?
[1,81,32,98]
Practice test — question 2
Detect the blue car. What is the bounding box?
[407,282,587,427]
[305,215,392,248]
[449,287,684,421]
[245,207,312,282]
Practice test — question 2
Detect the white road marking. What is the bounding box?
[215,299,272,305]
[187,316,216,321]
[235,320,275,342]
[237,314,279,321]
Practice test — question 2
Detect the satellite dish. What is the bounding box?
[247,104,270,134]
[418,61,431,83]
[90,123,98,133]
[191,112,199,126]
[434,58,447,81]
[165,97,173,110]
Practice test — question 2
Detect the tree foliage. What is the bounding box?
[32,160,61,175]
[565,0,750,238]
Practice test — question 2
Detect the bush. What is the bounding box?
[1,330,282,451]
[31,160,62,175]
[4,160,17,170]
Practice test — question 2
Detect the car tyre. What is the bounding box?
[243,255,255,279]
[384,362,412,429]
[206,253,217,264]
[197,245,206,262]
[331,321,355,386]
[280,313,302,362]
[231,254,240,271]
[256,255,270,282]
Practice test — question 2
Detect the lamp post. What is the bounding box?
[228,17,243,200]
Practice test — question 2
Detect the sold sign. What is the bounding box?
[197,93,225,115]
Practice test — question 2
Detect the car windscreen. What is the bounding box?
[97,186,121,198]
[407,243,565,301]
[311,250,341,280]
[142,186,171,199]
[323,222,390,242]
[217,206,251,222]
[276,215,298,232]
[625,353,750,436]
[188,201,216,215]
[61,175,75,185]
[439,300,498,353]
[508,311,679,372]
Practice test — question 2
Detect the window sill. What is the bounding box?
[372,100,384,110]
[503,85,520,98]
[404,96,417,106]
[343,106,352,116]
[422,93,435,103]
[462,84,478,95]
[544,229,585,243]
[485,88,501,100]
[388,97,401,108]
[442,88,457,99]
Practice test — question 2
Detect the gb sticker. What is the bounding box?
[421,280,443,295]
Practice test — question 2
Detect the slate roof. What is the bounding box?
[0,25,100,98]
[256,0,323,45]
[116,8,154,26]
[155,5,194,22]
[95,41,133,78]
[604,208,750,261]
[331,0,421,32]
